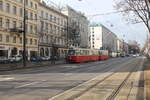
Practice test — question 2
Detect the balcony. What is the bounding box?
[9,28,24,35]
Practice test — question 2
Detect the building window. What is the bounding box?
[20,0,23,3]
[0,1,3,11]
[30,1,33,8]
[25,0,28,5]
[19,22,23,28]
[0,34,2,42]
[35,4,37,9]
[34,39,37,45]
[26,38,28,44]
[41,11,44,18]
[20,37,22,43]
[46,36,48,43]
[19,8,23,17]
[35,14,37,20]
[50,15,52,21]
[13,36,16,43]
[30,38,32,45]
[54,16,56,23]
[0,18,2,28]
[6,19,10,29]
[34,25,37,34]
[30,12,33,19]
[13,6,17,15]
[6,35,9,42]
[6,3,10,13]
[46,13,48,19]
[46,23,48,32]
[12,21,16,28]
[57,18,60,25]
[25,10,28,19]
[30,25,33,33]
[41,21,44,31]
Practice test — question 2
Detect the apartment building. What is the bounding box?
[0,0,40,60]
[38,1,68,58]
[90,24,118,54]
[62,6,89,48]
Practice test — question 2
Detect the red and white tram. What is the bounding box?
[67,48,109,63]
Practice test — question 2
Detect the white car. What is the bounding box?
[41,56,50,61]
[9,55,22,62]
[0,57,9,64]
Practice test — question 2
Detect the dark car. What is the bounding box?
[120,54,125,57]
[125,54,130,57]
[30,57,42,62]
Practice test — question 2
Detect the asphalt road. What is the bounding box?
[0,57,144,100]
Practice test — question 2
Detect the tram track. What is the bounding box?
[106,60,140,100]
[74,58,142,100]
[49,58,138,100]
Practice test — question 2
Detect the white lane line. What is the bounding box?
[15,82,39,88]
[0,77,14,81]
[15,80,47,89]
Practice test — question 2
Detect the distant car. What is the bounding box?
[9,55,22,63]
[30,57,42,62]
[15,55,23,62]
[125,54,130,57]
[132,54,137,57]
[41,56,50,61]
[120,54,125,57]
[0,57,9,64]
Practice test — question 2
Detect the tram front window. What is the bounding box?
[68,50,75,56]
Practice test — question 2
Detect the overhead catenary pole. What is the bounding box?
[23,0,26,67]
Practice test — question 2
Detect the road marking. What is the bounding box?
[0,77,14,81]
[15,80,47,88]
[64,73,73,76]
[15,82,39,88]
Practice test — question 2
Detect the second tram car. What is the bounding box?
[67,48,109,63]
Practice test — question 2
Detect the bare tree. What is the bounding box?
[115,0,150,33]
[67,21,81,47]
[115,0,150,56]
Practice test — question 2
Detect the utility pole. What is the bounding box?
[23,0,26,67]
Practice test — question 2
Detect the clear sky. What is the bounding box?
[44,0,147,46]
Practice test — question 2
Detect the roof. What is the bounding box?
[39,1,68,18]
[89,23,103,27]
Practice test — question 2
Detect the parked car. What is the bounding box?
[9,55,22,63]
[120,54,125,57]
[41,56,50,61]
[0,57,9,64]
[125,54,130,57]
[30,57,42,62]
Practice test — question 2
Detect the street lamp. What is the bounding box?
[23,0,27,67]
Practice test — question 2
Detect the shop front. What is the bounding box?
[0,45,9,58]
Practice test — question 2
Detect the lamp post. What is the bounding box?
[23,0,26,67]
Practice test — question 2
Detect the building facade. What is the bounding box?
[90,24,118,54]
[117,39,123,54]
[0,0,39,60]
[61,6,89,48]
[38,1,68,59]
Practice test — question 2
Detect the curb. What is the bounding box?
[0,61,66,72]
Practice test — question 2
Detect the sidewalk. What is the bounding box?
[0,59,66,71]
[144,60,150,100]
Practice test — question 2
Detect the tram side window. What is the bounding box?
[68,50,75,56]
